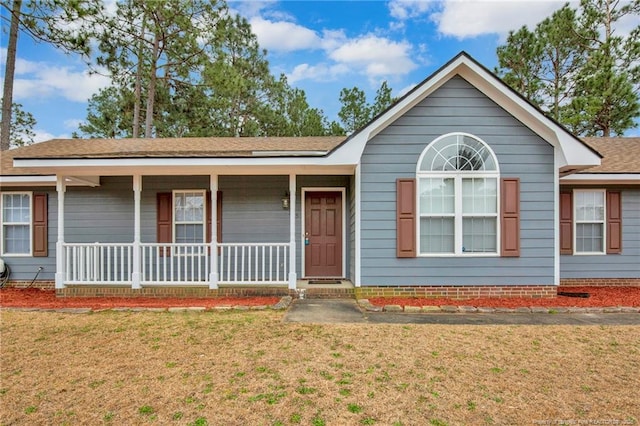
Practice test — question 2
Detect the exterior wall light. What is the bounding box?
[282,191,290,209]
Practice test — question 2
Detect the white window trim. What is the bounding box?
[416,133,500,257]
[573,189,606,255]
[0,191,33,257]
[172,190,207,245]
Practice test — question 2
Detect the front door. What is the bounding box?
[305,191,342,277]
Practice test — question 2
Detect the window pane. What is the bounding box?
[420,178,454,214]
[462,217,497,253]
[3,194,30,223]
[175,224,204,243]
[576,223,603,253]
[575,191,604,221]
[175,193,185,221]
[186,194,204,221]
[420,217,454,253]
[3,225,30,254]
[174,192,204,222]
[462,178,497,214]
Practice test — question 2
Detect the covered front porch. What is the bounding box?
[53,172,356,292]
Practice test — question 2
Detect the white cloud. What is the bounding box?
[431,0,571,39]
[330,35,418,77]
[10,57,110,103]
[64,119,83,131]
[250,17,321,52]
[33,129,70,143]
[287,63,350,84]
[388,0,434,20]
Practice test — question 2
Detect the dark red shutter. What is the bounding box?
[500,178,520,257]
[606,191,622,254]
[396,178,416,258]
[157,192,172,256]
[559,191,573,255]
[32,193,48,257]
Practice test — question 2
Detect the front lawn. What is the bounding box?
[1,310,638,425]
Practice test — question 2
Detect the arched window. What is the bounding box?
[416,133,499,255]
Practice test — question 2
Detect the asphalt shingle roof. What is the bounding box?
[1,136,346,175]
[581,137,640,174]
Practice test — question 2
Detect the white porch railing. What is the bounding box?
[62,242,290,285]
[141,243,211,284]
[64,243,133,284]
[219,243,290,284]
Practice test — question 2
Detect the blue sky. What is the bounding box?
[1,0,637,142]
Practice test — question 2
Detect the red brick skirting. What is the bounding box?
[355,285,557,299]
[560,278,640,287]
[55,286,294,298]
[4,280,54,290]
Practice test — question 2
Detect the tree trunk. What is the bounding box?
[144,29,160,138]
[132,16,146,138]
[1,0,22,151]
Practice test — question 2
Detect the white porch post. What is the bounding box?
[354,163,361,287]
[132,175,142,289]
[55,176,66,289]
[209,174,219,289]
[288,174,297,290]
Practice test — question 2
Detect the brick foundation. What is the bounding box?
[55,286,295,298]
[53,286,356,299]
[560,278,640,287]
[297,288,355,299]
[354,285,557,300]
[4,280,55,290]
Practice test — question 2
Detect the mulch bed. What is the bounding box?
[0,287,279,309]
[369,286,640,308]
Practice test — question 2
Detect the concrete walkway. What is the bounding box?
[284,299,640,325]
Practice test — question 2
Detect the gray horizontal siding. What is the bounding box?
[360,76,555,286]
[561,189,640,279]
[1,187,57,281]
[2,175,353,282]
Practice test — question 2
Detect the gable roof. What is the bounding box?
[327,51,601,172]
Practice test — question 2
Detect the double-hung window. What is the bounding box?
[173,190,205,244]
[417,133,499,255]
[1,192,32,256]
[574,190,605,254]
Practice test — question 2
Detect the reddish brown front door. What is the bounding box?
[305,191,342,277]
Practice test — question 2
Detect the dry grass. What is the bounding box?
[1,310,639,426]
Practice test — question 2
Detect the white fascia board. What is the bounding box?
[14,155,355,169]
[328,58,461,164]
[456,63,600,169]
[11,158,356,176]
[0,175,100,187]
[561,174,640,184]
[0,175,57,186]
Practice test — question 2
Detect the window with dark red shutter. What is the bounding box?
[157,192,172,256]
[32,193,48,257]
[500,178,520,257]
[559,191,573,254]
[396,178,416,258]
[606,191,622,254]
